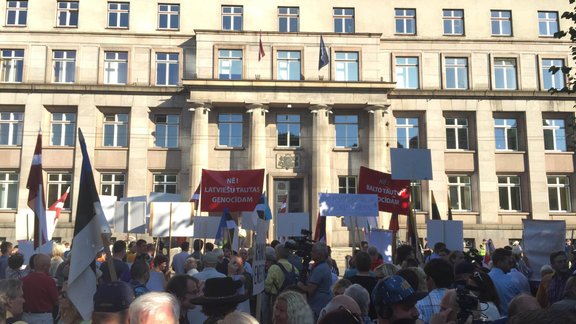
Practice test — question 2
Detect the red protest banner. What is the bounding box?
[358,166,411,215]
[201,169,264,212]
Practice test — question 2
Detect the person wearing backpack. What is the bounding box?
[265,244,299,306]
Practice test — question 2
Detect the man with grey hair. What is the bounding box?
[298,241,334,319]
[344,283,372,323]
[129,292,179,324]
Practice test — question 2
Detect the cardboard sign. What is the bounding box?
[276,213,310,238]
[201,169,264,212]
[149,202,194,237]
[318,193,378,217]
[358,166,411,215]
[368,229,394,263]
[390,148,433,181]
[114,201,147,234]
[523,219,566,281]
[427,220,464,252]
[193,216,222,239]
[252,219,268,295]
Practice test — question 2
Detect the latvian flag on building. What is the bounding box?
[26,133,48,249]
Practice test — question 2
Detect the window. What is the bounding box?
[158,4,179,30]
[108,2,129,28]
[153,174,177,193]
[218,113,243,147]
[543,119,566,152]
[396,57,419,89]
[443,9,464,35]
[104,51,128,85]
[156,53,179,86]
[494,118,517,151]
[445,118,469,150]
[542,59,565,90]
[222,6,242,31]
[395,9,416,34]
[445,57,468,89]
[103,113,128,147]
[6,1,28,26]
[278,7,298,32]
[493,58,517,90]
[52,50,75,83]
[538,11,558,37]
[277,114,300,147]
[335,115,358,148]
[277,51,300,81]
[333,8,354,33]
[491,10,512,36]
[498,176,521,211]
[411,181,422,210]
[101,173,125,199]
[396,117,419,149]
[1,49,24,83]
[56,1,78,27]
[448,175,472,211]
[154,114,179,148]
[218,50,242,80]
[47,173,71,208]
[0,172,18,209]
[51,113,76,146]
[338,176,357,194]
[335,52,359,81]
[548,176,571,212]
[0,112,23,146]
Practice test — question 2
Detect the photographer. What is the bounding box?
[431,288,482,324]
[297,241,333,320]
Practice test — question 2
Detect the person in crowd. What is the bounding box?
[214,248,228,275]
[318,294,362,323]
[507,308,576,324]
[448,250,466,267]
[218,310,259,324]
[205,242,214,253]
[368,246,383,271]
[466,271,501,321]
[272,290,314,324]
[134,239,151,264]
[5,253,28,280]
[372,275,427,324]
[405,267,428,293]
[50,243,66,277]
[184,257,199,276]
[129,292,179,324]
[549,275,576,314]
[0,278,25,324]
[511,244,532,279]
[343,250,360,279]
[297,241,334,319]
[374,263,399,280]
[347,251,378,320]
[191,239,204,261]
[261,246,278,324]
[541,264,554,278]
[488,248,525,316]
[433,288,483,324]
[265,244,299,306]
[228,255,251,314]
[238,247,254,275]
[147,254,168,292]
[327,245,340,278]
[21,253,58,323]
[491,293,541,324]
[101,240,130,283]
[395,245,414,266]
[360,241,369,253]
[129,260,150,298]
[193,251,226,281]
[396,268,421,293]
[416,258,454,324]
[0,241,13,279]
[425,242,446,263]
[537,250,572,308]
[344,284,373,324]
[172,241,190,275]
[317,307,364,324]
[92,281,135,324]
[332,278,352,296]
[190,277,249,324]
[55,281,85,324]
[166,274,203,324]
[452,261,475,288]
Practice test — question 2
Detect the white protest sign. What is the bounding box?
[15,209,34,241]
[523,219,565,281]
[252,219,268,295]
[427,220,464,252]
[390,148,433,180]
[150,202,194,237]
[240,211,257,231]
[46,211,56,241]
[368,229,394,263]
[343,216,378,229]
[114,201,147,234]
[318,193,379,217]
[193,216,222,239]
[17,240,54,264]
[276,213,309,238]
[99,195,117,228]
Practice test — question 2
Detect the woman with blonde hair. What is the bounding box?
[50,243,66,277]
[272,290,314,324]
[0,279,26,324]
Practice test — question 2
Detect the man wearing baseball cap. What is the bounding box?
[372,275,428,324]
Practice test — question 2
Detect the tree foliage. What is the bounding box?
[551,0,576,93]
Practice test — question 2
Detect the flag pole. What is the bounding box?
[167,203,173,271]
[101,232,117,281]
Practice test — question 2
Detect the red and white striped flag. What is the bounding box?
[49,187,70,224]
[279,195,287,213]
[26,133,48,249]
[189,181,201,203]
[258,33,265,61]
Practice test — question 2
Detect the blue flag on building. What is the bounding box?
[319,35,329,70]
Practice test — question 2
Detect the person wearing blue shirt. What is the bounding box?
[298,241,334,320]
[488,248,525,316]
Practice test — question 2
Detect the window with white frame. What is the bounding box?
[47,173,71,208]
[548,176,571,212]
[448,175,472,211]
[158,4,179,30]
[101,173,125,199]
[541,58,565,90]
[155,53,179,86]
[445,57,468,89]
[493,58,517,90]
[538,11,559,37]
[333,8,354,33]
[396,117,419,149]
[443,9,464,35]
[338,176,357,194]
[218,50,242,80]
[543,119,566,151]
[491,10,512,36]
[222,6,242,31]
[56,1,78,27]
[277,51,300,81]
[278,7,298,32]
[103,113,128,147]
[108,2,129,28]
[494,118,518,151]
[104,51,128,85]
[154,114,179,148]
[52,50,75,83]
[6,1,28,26]
[51,113,76,146]
[395,9,416,34]
[0,172,18,209]
[498,176,521,211]
[445,117,469,150]
[277,114,300,147]
[411,180,422,210]
[335,115,359,148]
[153,174,177,193]
[335,52,359,81]
[218,113,243,147]
[0,112,23,146]
[396,57,419,89]
[1,49,24,83]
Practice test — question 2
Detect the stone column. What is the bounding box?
[310,104,332,239]
[525,105,548,219]
[189,101,211,190]
[246,103,268,170]
[365,103,390,172]
[476,103,499,224]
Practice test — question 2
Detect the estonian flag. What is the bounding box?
[26,133,47,250]
[431,190,441,220]
[215,207,237,247]
[255,194,273,221]
[67,129,111,320]
[318,36,330,70]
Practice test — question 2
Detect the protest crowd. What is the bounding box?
[1,235,576,324]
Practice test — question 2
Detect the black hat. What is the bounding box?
[93,281,135,313]
[189,277,249,305]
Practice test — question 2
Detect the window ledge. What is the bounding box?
[450,211,479,216]
[157,28,180,32]
[54,26,78,29]
[46,146,74,149]
[333,147,361,152]
[445,149,476,154]
[495,150,526,154]
[545,151,574,155]
[148,147,181,151]
[95,147,129,151]
[550,212,576,216]
[215,146,245,151]
[0,145,21,149]
[274,146,302,151]
[498,211,529,216]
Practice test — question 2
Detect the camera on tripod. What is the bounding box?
[456,287,489,324]
[284,229,316,282]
